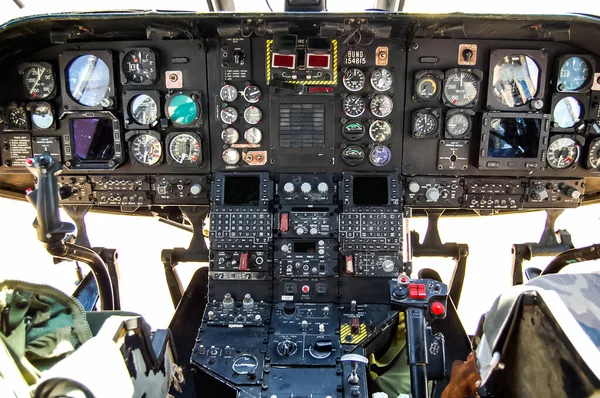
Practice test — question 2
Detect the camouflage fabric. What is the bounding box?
[526,273,600,349]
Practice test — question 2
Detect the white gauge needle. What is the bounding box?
[29,66,45,94]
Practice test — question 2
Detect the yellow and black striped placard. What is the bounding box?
[340,322,367,345]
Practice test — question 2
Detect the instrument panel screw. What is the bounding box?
[412,42,419,50]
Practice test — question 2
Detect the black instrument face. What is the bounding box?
[22,64,55,99]
[413,113,438,137]
[8,106,27,129]
[415,75,439,100]
[443,70,479,107]
[557,56,591,92]
[122,49,157,84]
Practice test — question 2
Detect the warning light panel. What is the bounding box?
[306,53,331,69]
[272,53,297,69]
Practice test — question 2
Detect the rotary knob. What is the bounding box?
[408,181,420,193]
[382,259,395,272]
[283,301,296,315]
[317,182,329,194]
[565,187,581,200]
[222,293,235,309]
[277,340,297,356]
[283,182,295,193]
[425,187,440,202]
[295,227,305,235]
[300,182,312,194]
[190,184,202,195]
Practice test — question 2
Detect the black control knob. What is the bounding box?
[565,186,581,200]
[283,301,296,315]
[277,340,297,356]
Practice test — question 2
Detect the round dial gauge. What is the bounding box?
[222,148,241,165]
[221,127,239,145]
[30,103,54,130]
[552,97,582,129]
[446,112,471,138]
[23,64,55,100]
[369,120,392,143]
[244,127,262,144]
[232,355,259,375]
[587,138,600,170]
[343,68,366,92]
[166,94,200,126]
[413,113,438,137]
[130,133,162,166]
[341,145,365,166]
[169,133,201,165]
[443,70,479,107]
[243,85,262,103]
[370,68,393,92]
[220,84,238,102]
[130,94,158,126]
[8,107,27,129]
[370,95,393,118]
[415,75,440,101]
[546,137,580,170]
[220,106,238,124]
[342,121,365,141]
[492,55,539,107]
[122,49,157,84]
[67,54,110,107]
[244,106,262,125]
[558,56,591,92]
[369,145,392,167]
[343,95,366,118]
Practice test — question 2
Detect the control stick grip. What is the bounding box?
[406,308,428,398]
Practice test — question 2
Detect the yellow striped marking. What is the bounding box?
[340,322,367,345]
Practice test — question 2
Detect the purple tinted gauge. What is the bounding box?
[71,118,115,161]
[369,145,391,167]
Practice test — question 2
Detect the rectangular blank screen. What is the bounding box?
[293,241,316,253]
[71,118,115,161]
[487,117,541,158]
[223,176,260,205]
[352,177,389,205]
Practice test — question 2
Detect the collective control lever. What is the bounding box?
[341,354,369,385]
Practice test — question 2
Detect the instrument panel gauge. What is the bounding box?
[30,102,54,130]
[232,355,259,375]
[166,93,200,126]
[244,106,262,125]
[341,145,365,166]
[552,96,582,129]
[22,63,55,100]
[369,120,392,143]
[220,84,238,102]
[342,121,365,141]
[244,127,262,144]
[122,49,157,84]
[221,127,239,145]
[370,95,393,118]
[169,133,201,165]
[7,105,28,129]
[443,70,480,107]
[415,74,440,101]
[343,94,366,118]
[220,106,238,124]
[67,54,111,107]
[445,111,472,138]
[369,145,392,167]
[130,133,162,166]
[492,54,539,107]
[413,112,439,138]
[343,68,366,92]
[130,94,159,126]
[558,56,591,92]
[587,137,600,170]
[370,68,393,92]
[243,85,262,103]
[222,147,241,165]
[546,136,580,170]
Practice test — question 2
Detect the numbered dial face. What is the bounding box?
[220,85,238,102]
[446,113,471,138]
[341,145,365,166]
[30,103,54,129]
[343,68,366,92]
[23,64,55,99]
[8,107,27,129]
[343,95,366,117]
[220,107,238,124]
[221,127,239,145]
[244,106,262,125]
[244,127,262,144]
[243,85,262,103]
[588,138,600,170]
[370,68,393,92]
[130,134,162,166]
[169,134,201,165]
[222,148,241,165]
[369,120,392,142]
[552,97,583,129]
[415,75,440,101]
[558,57,591,92]
[370,95,393,118]
[369,145,392,167]
[130,94,158,126]
[443,71,479,107]
[546,137,580,169]
[414,113,438,136]
[122,49,157,84]
[342,121,365,141]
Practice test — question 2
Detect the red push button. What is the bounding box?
[302,285,310,293]
[280,212,289,233]
[431,302,445,316]
[239,252,249,271]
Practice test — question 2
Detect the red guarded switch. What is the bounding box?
[431,302,445,316]
[345,255,354,274]
[350,318,360,335]
[280,212,289,233]
[408,284,427,299]
[239,252,249,271]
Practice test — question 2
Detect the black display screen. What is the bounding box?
[71,118,115,161]
[487,117,541,158]
[293,241,316,253]
[223,176,261,205]
[352,177,389,205]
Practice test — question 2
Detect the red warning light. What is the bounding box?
[272,53,297,69]
[306,53,331,69]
